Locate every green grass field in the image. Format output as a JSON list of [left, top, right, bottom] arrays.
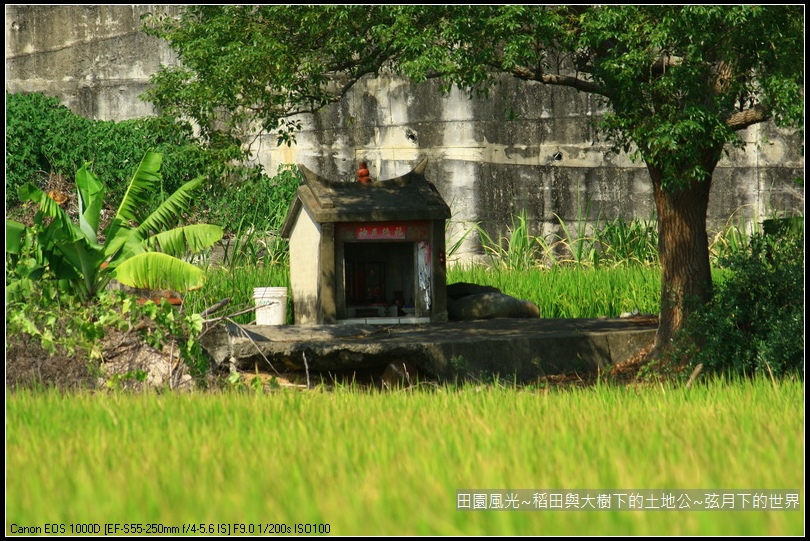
[[6, 377, 804, 536]]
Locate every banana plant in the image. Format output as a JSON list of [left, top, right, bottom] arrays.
[[6, 151, 223, 302]]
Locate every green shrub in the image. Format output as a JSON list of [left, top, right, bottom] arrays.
[[6, 247, 211, 390], [203, 163, 301, 234], [6, 92, 83, 208], [5, 91, 259, 218], [6, 251, 127, 389], [671, 228, 804, 379]]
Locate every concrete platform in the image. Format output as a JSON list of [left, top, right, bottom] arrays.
[[200, 317, 658, 383]]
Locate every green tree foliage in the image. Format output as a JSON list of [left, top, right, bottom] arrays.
[[142, 6, 406, 146], [143, 6, 804, 355]]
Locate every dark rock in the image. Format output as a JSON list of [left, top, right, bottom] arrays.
[[446, 282, 502, 301], [448, 292, 541, 321]]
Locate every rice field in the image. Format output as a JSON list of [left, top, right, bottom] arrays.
[[6, 214, 803, 535], [6, 377, 804, 536]]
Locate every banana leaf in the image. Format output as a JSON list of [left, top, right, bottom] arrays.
[[147, 224, 224, 257], [112, 251, 207, 292], [6, 219, 25, 255]]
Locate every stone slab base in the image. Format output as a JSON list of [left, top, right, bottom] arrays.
[[200, 318, 658, 383]]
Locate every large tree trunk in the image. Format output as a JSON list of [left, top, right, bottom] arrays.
[[647, 153, 720, 358]]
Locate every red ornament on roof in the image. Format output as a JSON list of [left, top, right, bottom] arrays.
[[357, 161, 371, 184]]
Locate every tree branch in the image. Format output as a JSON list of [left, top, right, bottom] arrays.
[[507, 65, 608, 97], [725, 104, 770, 131]]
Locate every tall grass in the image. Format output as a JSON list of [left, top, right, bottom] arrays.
[[184, 265, 291, 325], [6, 377, 803, 536], [448, 265, 660, 318], [469, 206, 792, 271], [595, 216, 659, 266], [554, 186, 599, 265], [473, 208, 654, 269], [708, 205, 764, 266], [219, 218, 290, 268]]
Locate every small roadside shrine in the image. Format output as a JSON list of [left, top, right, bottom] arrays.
[[280, 159, 452, 325]]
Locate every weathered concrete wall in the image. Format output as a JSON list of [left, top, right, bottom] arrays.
[[5, 5, 177, 120], [6, 5, 804, 263]]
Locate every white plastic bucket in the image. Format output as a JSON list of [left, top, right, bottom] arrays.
[[254, 287, 288, 325]]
